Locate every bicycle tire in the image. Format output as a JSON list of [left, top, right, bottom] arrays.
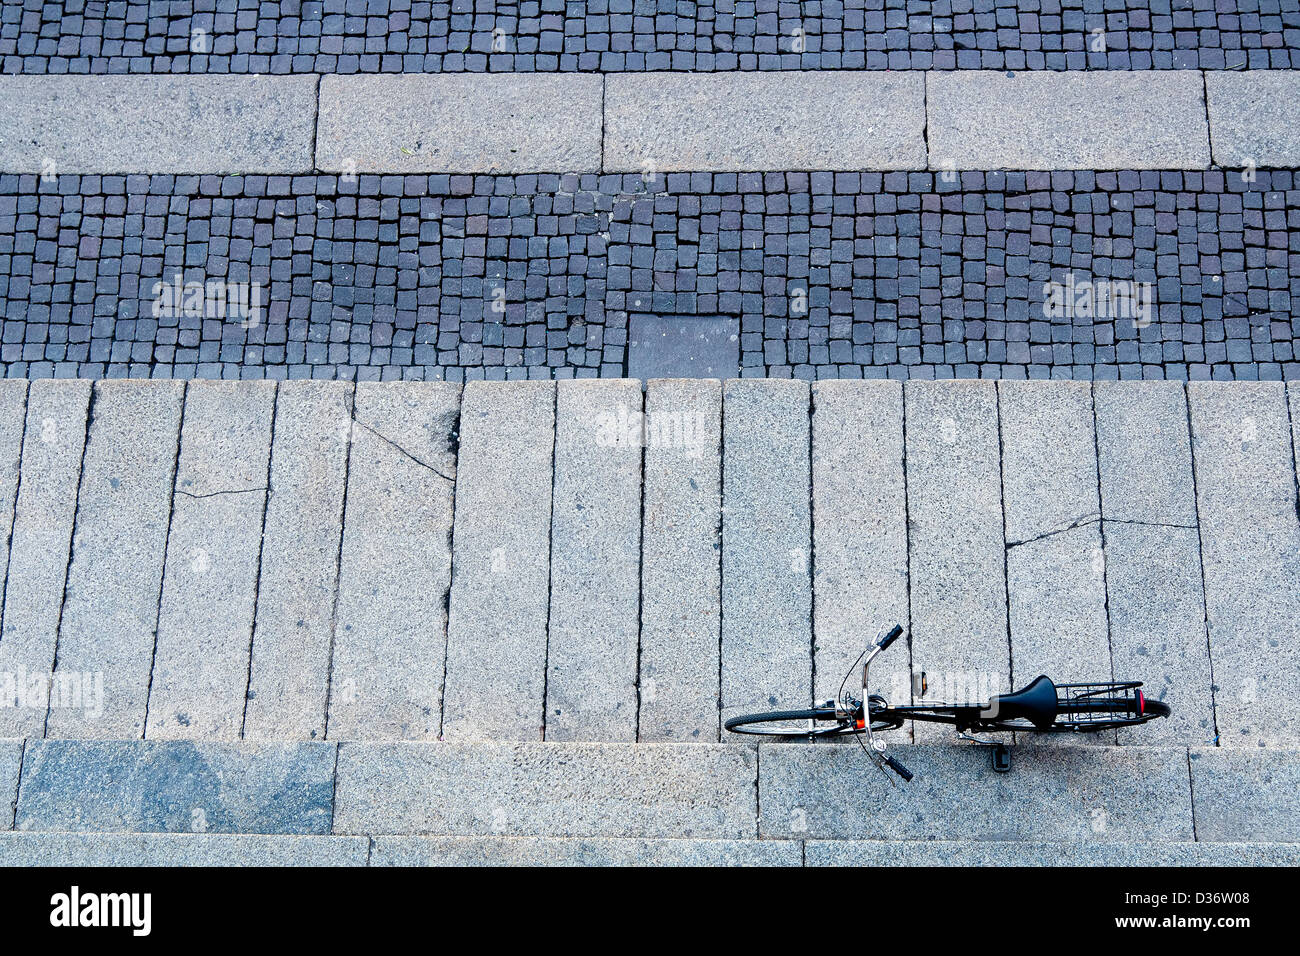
[[723, 707, 854, 737]]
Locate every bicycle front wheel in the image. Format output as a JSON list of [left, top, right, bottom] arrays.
[[723, 707, 855, 738]]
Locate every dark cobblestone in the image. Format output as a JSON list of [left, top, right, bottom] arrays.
[[2, 0, 1297, 73], [1, 169, 1297, 382]]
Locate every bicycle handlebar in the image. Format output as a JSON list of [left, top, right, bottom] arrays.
[[876, 624, 903, 651], [883, 755, 913, 782]]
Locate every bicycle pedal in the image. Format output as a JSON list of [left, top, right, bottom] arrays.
[[991, 743, 1012, 773]]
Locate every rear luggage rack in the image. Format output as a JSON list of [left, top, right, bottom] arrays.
[[1054, 680, 1144, 727]]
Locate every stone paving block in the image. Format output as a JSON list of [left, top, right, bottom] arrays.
[[0, 739, 21, 828], [316, 74, 602, 173], [627, 316, 740, 381], [806, 841, 1300, 867], [46, 380, 184, 739], [1095, 383, 1212, 746], [0, 76, 317, 173], [15, 739, 335, 834], [372, 836, 799, 866], [441, 382, 555, 741], [328, 382, 460, 742], [904, 382, 1009, 739], [721, 379, 812, 723], [146, 381, 275, 741], [926, 72, 1210, 170], [0, 381, 92, 738], [811, 381, 909, 716], [1206, 72, 1300, 169], [1187, 383, 1300, 747], [0, 382, 27, 616], [0, 832, 368, 866], [760, 743, 1193, 841], [1190, 748, 1300, 843], [243, 382, 353, 741], [334, 741, 756, 839], [999, 382, 1109, 688], [604, 72, 927, 172], [639, 379, 722, 743], [546, 380, 642, 742]]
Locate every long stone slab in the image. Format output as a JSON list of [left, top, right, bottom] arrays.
[[333, 741, 757, 838], [926, 71, 1210, 170], [441, 382, 555, 741], [0, 382, 27, 619], [638, 379, 722, 743], [0, 75, 318, 174], [1187, 383, 1300, 747], [811, 381, 909, 715], [1, 739, 21, 828], [546, 380, 643, 742], [243, 382, 352, 741], [1190, 748, 1300, 842], [721, 379, 812, 723], [1094, 382, 1214, 746], [0, 381, 92, 738], [316, 74, 602, 174], [371, 836, 799, 866], [15, 740, 336, 834], [999, 382, 1109, 687], [46, 380, 185, 739], [146, 381, 275, 741], [328, 382, 460, 741], [604, 72, 927, 172], [1206, 71, 1300, 168], [806, 841, 1300, 867], [0, 833, 368, 866], [760, 743, 1193, 841], [904, 382, 1008, 739]]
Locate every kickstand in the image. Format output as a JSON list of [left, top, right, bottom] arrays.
[[992, 743, 1012, 773]]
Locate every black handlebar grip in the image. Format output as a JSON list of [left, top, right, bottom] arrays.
[[884, 755, 913, 782], [877, 624, 904, 650]]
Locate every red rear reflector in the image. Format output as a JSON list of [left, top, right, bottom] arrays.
[[1137, 689, 1145, 715], [855, 719, 865, 730]]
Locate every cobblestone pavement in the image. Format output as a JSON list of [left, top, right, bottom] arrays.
[[1, 169, 1297, 381], [3, 0, 1297, 73]]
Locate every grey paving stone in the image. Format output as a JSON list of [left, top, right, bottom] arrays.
[[0, 739, 21, 828], [546, 380, 643, 742], [903, 382, 1008, 740], [316, 74, 602, 173], [334, 741, 756, 838], [811, 381, 909, 718], [639, 379, 722, 743], [806, 841, 1300, 867], [721, 379, 812, 723], [1206, 72, 1300, 168], [328, 382, 460, 741], [15, 739, 335, 834], [0, 832, 368, 867], [999, 382, 1109, 688], [441, 382, 555, 741], [627, 316, 740, 381], [1094, 382, 1198, 526], [0, 383, 26, 618], [146, 381, 275, 741], [1190, 748, 1300, 842], [1187, 383, 1300, 747], [604, 72, 926, 172], [926, 72, 1210, 170], [0, 381, 92, 738], [0, 76, 318, 173], [1095, 383, 1212, 746], [372, 835, 799, 866], [46, 380, 184, 739], [244, 382, 353, 741], [760, 743, 1193, 841]]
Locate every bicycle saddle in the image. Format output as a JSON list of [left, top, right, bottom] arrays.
[[988, 675, 1059, 729]]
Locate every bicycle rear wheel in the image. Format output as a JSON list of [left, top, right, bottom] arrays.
[[723, 707, 856, 738]]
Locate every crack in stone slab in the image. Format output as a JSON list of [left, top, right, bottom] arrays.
[[176, 487, 268, 500], [351, 416, 455, 483], [1005, 513, 1100, 549]]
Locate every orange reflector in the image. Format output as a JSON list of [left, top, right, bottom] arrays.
[[855, 719, 865, 729]]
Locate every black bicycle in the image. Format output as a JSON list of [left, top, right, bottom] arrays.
[[724, 624, 1171, 781]]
